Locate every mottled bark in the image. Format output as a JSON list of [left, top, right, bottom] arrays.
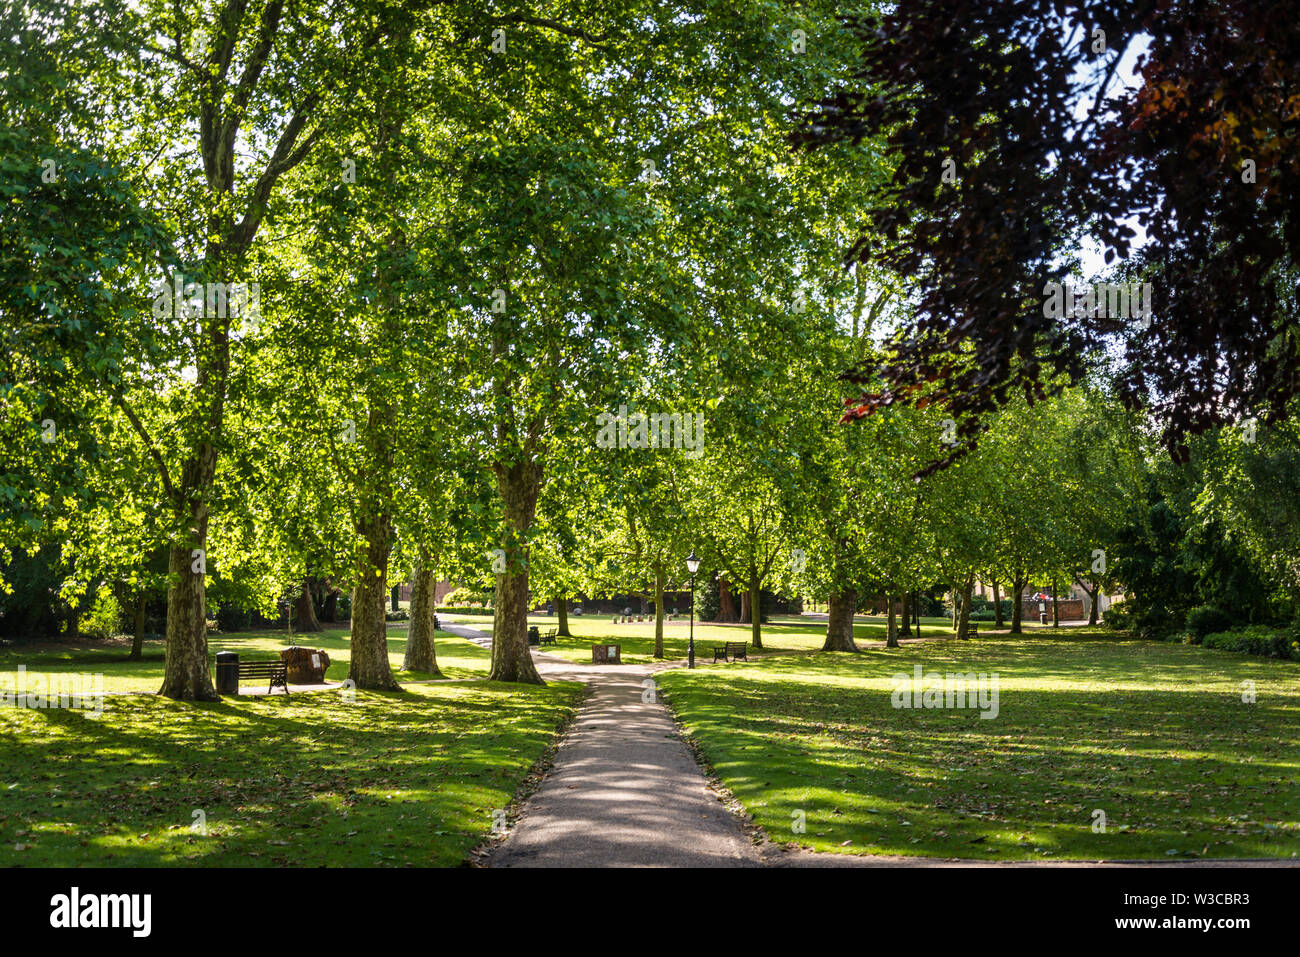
[[823, 588, 858, 651], [349, 510, 401, 690], [652, 570, 666, 658], [489, 461, 544, 685], [491, 562, 542, 683], [1010, 574, 1027, 633], [403, 556, 442, 676], [130, 591, 146, 661], [956, 574, 975, 639], [556, 595, 571, 637], [295, 578, 322, 632], [718, 577, 738, 622], [160, 538, 218, 700], [886, 593, 900, 647]]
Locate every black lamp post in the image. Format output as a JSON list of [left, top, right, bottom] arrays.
[[686, 549, 700, 669]]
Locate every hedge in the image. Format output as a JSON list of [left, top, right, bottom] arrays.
[[1201, 624, 1300, 661]]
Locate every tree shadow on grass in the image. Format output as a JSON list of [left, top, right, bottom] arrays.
[[0, 679, 584, 867], [658, 640, 1300, 860]]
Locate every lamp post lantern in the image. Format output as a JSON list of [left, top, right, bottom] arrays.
[[686, 550, 701, 669]]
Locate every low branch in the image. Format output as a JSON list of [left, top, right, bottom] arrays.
[[493, 13, 610, 44], [111, 392, 178, 503]]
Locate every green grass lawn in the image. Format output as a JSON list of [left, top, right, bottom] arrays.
[[441, 612, 961, 663], [656, 630, 1300, 861], [0, 675, 583, 866], [0, 624, 489, 695]]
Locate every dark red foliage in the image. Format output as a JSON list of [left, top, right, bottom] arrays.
[[795, 0, 1300, 468]]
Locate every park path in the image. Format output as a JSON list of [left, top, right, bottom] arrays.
[[440, 623, 757, 867]]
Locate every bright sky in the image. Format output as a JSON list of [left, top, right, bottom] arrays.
[[1076, 31, 1151, 280]]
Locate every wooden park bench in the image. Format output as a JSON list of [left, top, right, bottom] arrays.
[[237, 658, 290, 696], [539, 628, 558, 646], [712, 641, 748, 663]]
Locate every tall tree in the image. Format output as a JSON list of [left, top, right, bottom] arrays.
[[796, 1, 1300, 468]]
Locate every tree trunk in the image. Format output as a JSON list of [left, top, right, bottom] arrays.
[[556, 595, 571, 637], [957, 574, 975, 639], [1052, 578, 1060, 627], [160, 537, 219, 700], [130, 590, 146, 661], [913, 592, 922, 640], [653, 569, 665, 658], [322, 583, 339, 623], [349, 511, 401, 691], [295, 578, 322, 632], [491, 561, 542, 683], [488, 463, 544, 685], [823, 588, 858, 651], [1086, 574, 1099, 625], [391, 584, 401, 613], [749, 573, 763, 649], [739, 589, 751, 623], [992, 579, 1003, 629], [160, 457, 220, 699], [718, 576, 738, 622], [403, 555, 442, 676], [1010, 575, 1025, 634], [886, 592, 900, 647]]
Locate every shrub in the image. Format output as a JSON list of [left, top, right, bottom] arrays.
[[1185, 604, 1233, 642], [385, 609, 409, 622], [441, 586, 492, 609], [1128, 600, 1183, 640], [1102, 605, 1132, 631], [1202, 624, 1300, 661], [81, 591, 123, 638]]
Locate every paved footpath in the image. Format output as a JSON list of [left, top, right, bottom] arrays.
[[440, 620, 758, 867], [442, 622, 1294, 869]]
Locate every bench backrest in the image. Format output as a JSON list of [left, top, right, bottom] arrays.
[[237, 660, 286, 676]]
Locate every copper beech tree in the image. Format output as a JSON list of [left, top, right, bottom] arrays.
[[794, 0, 1300, 471]]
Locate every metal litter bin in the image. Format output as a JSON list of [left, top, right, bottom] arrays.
[[215, 651, 239, 695]]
